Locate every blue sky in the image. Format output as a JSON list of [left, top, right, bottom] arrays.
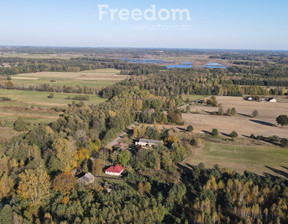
[[0, 0, 287, 50]]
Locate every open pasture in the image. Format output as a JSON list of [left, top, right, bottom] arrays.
[[183, 142, 288, 178], [184, 96, 288, 138], [0, 89, 106, 126], [10, 69, 128, 88]]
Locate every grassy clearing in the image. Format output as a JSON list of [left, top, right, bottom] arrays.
[[183, 142, 288, 178], [9, 69, 128, 88], [185, 95, 208, 101], [0, 89, 106, 126]]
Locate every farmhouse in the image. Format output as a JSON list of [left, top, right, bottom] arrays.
[[77, 172, 95, 185], [136, 138, 163, 147], [105, 165, 124, 176]]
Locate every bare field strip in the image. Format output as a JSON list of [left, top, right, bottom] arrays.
[[12, 77, 39, 80], [184, 96, 288, 138]]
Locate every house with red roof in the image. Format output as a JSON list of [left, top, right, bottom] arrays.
[[105, 165, 124, 176]]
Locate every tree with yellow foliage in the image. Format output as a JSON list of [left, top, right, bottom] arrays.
[[17, 169, 50, 206], [0, 156, 14, 200], [52, 138, 77, 172]]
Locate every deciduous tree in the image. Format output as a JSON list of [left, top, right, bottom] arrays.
[[52, 138, 77, 172], [52, 172, 77, 194], [17, 169, 50, 206]]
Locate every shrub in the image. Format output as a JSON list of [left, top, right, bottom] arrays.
[[48, 93, 54, 99], [218, 104, 224, 115], [13, 117, 29, 132], [230, 131, 238, 138], [256, 135, 264, 140], [0, 120, 5, 127], [250, 134, 255, 139], [186, 125, 194, 132], [252, 110, 258, 118], [276, 115, 288, 127], [231, 108, 236, 116], [268, 135, 279, 142], [70, 95, 90, 101], [0, 97, 11, 101], [211, 128, 219, 137], [207, 96, 218, 107], [281, 138, 288, 147], [190, 138, 202, 147]]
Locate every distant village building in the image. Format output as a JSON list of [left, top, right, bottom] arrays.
[[77, 172, 95, 185], [136, 138, 163, 147], [105, 165, 124, 176], [1, 63, 11, 68], [269, 98, 277, 103]]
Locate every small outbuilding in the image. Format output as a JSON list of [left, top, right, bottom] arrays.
[[105, 165, 124, 176], [136, 138, 163, 147], [269, 98, 277, 103], [77, 172, 95, 185]]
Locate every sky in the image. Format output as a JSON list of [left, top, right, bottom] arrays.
[[0, 0, 287, 50]]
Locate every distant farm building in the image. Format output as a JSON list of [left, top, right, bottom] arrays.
[[77, 172, 95, 185], [105, 165, 124, 176], [136, 138, 163, 147], [269, 98, 277, 103]]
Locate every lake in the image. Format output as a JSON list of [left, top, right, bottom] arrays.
[[201, 63, 227, 69], [121, 59, 226, 69], [121, 58, 193, 69], [121, 58, 167, 64]]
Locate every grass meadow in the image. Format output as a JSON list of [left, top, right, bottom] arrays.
[[9, 69, 128, 88], [183, 142, 288, 178], [0, 89, 106, 126]]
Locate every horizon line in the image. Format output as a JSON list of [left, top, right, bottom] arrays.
[[0, 45, 288, 52]]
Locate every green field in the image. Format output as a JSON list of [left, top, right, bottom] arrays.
[[0, 53, 75, 59], [185, 95, 208, 101], [9, 69, 128, 88], [0, 89, 106, 126], [183, 142, 288, 178]]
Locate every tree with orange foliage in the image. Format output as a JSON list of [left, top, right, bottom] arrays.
[[61, 196, 70, 204], [138, 181, 144, 195], [75, 147, 90, 165], [52, 172, 77, 195], [167, 136, 178, 144]]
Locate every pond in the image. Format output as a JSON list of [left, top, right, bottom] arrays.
[[121, 59, 226, 69], [201, 63, 227, 69]]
